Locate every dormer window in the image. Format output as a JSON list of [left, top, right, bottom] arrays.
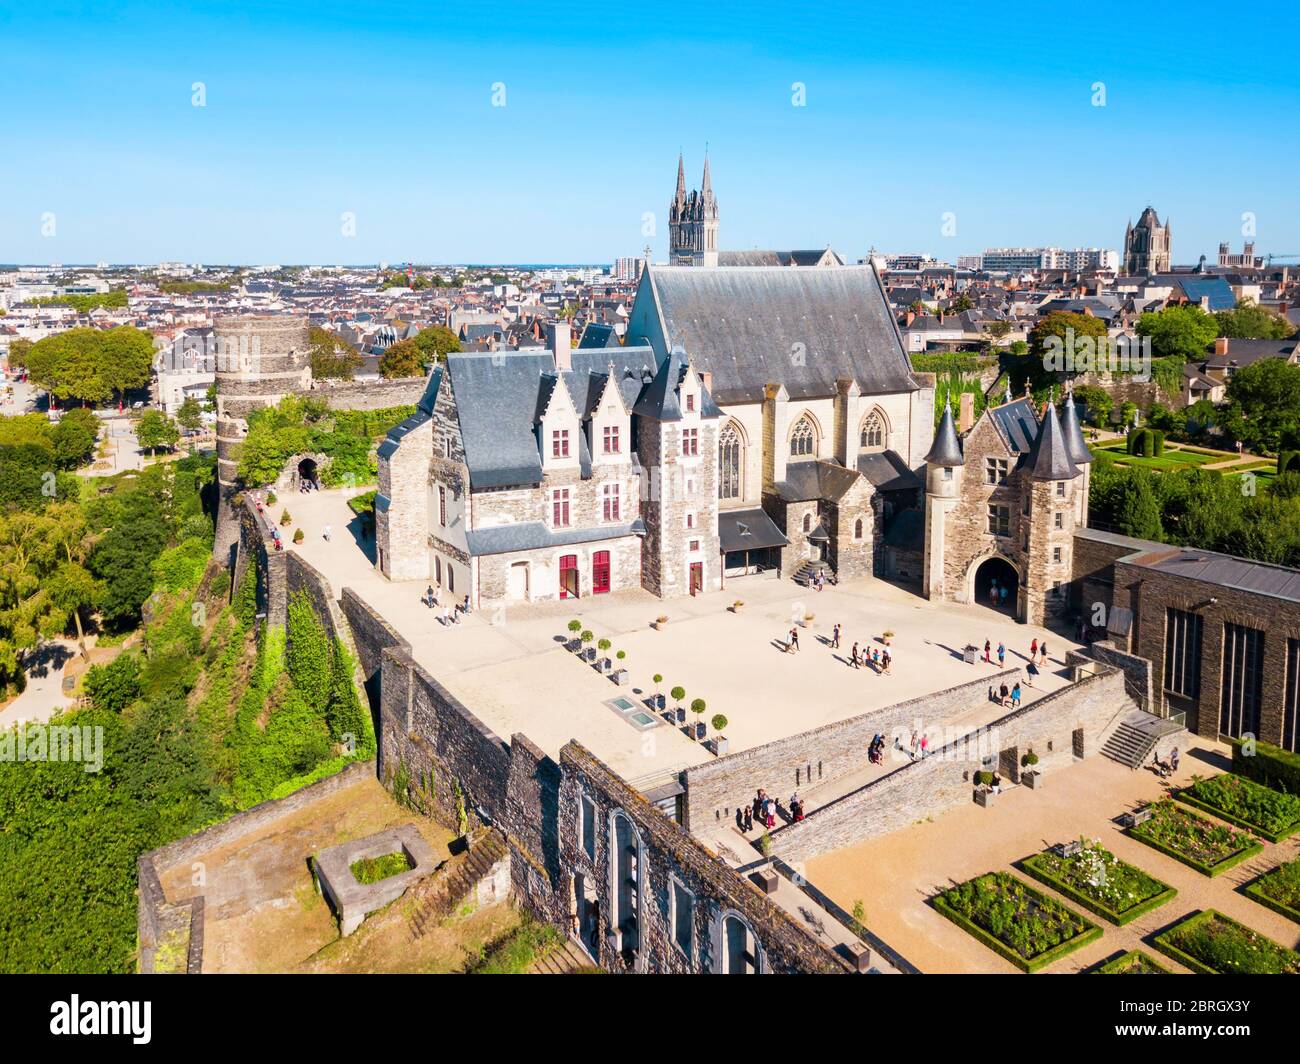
[[685, 393, 695, 413], [603, 425, 620, 454], [552, 429, 570, 459]]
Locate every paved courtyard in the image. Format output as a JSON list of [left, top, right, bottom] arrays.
[[284, 488, 1081, 784], [800, 743, 1300, 974]]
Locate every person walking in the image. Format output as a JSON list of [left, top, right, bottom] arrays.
[[1030, 637, 1038, 661], [1011, 682, 1022, 708], [999, 584, 1009, 608], [1039, 640, 1049, 665], [788, 627, 800, 653], [850, 642, 860, 669], [998, 682, 1009, 707], [984, 639, 991, 664], [920, 734, 929, 758], [997, 642, 1005, 667], [831, 623, 841, 649], [1026, 659, 1039, 687], [323, 524, 332, 542], [882, 650, 892, 675], [909, 729, 919, 760]]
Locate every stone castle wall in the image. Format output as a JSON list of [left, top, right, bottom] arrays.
[[311, 376, 428, 411], [770, 667, 1132, 862]]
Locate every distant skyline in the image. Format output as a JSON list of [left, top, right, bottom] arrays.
[[2, 1, 1298, 265]]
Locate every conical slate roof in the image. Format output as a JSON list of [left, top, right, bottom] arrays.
[[1059, 396, 1091, 466], [1024, 403, 1080, 481], [924, 402, 964, 466]]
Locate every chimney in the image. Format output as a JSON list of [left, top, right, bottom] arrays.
[[958, 391, 975, 433], [699, 370, 713, 396], [546, 320, 571, 371], [905, 311, 916, 326], [1214, 336, 1230, 356]]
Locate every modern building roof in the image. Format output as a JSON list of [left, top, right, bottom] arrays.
[[924, 403, 964, 466], [644, 265, 917, 404], [1124, 546, 1300, 605]]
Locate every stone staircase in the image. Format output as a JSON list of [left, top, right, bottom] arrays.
[[792, 561, 835, 588], [1100, 710, 1185, 770], [529, 938, 596, 975], [407, 829, 508, 940]]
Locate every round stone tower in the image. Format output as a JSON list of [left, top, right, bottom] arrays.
[[212, 314, 311, 562]]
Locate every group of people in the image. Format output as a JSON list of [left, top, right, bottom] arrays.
[[987, 578, 1011, 609], [977, 635, 1049, 687], [811, 568, 836, 592], [1154, 745, 1181, 779], [739, 789, 806, 834], [868, 732, 889, 765], [993, 680, 1023, 708], [785, 622, 894, 675], [299, 476, 318, 494], [424, 585, 471, 626]]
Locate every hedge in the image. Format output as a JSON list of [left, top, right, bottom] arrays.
[[1092, 949, 1172, 974], [1232, 737, 1300, 796], [1020, 851, 1176, 926], [1279, 450, 1300, 476], [931, 878, 1102, 974], [1244, 860, 1300, 926], [1174, 776, 1300, 844]]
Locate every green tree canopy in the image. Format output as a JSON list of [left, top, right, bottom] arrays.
[[1219, 357, 1300, 454], [378, 338, 425, 379], [411, 325, 461, 362], [1135, 304, 1219, 360], [308, 326, 363, 380], [136, 409, 180, 455], [25, 326, 153, 406], [1215, 298, 1295, 341]]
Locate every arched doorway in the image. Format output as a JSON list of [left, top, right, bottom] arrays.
[[973, 555, 1018, 615], [297, 457, 319, 492]]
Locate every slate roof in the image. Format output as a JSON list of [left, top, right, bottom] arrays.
[[644, 265, 917, 404], [716, 249, 844, 267], [577, 322, 620, 348], [466, 518, 646, 557], [1021, 403, 1080, 481], [857, 450, 922, 491], [1059, 397, 1092, 466], [924, 403, 964, 465], [718, 507, 788, 553], [989, 398, 1040, 455], [773, 459, 863, 502]]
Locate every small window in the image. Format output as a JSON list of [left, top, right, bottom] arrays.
[[943, 467, 953, 481], [1056, 481, 1066, 497], [790, 417, 816, 457], [552, 429, 570, 458], [602, 483, 620, 522], [987, 504, 1010, 536], [1053, 512, 1064, 530], [682, 428, 698, 456], [802, 513, 812, 533], [671, 878, 695, 959], [685, 513, 695, 529], [439, 485, 447, 526], [447, 564, 455, 593], [689, 539, 700, 552], [552, 488, 571, 527], [443, 437, 453, 458], [854, 517, 864, 539], [685, 393, 695, 413], [1053, 546, 1064, 564], [985, 457, 1008, 485], [603, 425, 620, 454]]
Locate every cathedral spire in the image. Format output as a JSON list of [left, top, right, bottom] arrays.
[[675, 152, 686, 204], [701, 150, 713, 201]]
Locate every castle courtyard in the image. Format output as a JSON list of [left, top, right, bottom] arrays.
[[285, 487, 1080, 784]]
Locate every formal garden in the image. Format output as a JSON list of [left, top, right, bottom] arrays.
[[932, 871, 1102, 973], [1093, 949, 1171, 975], [1125, 799, 1263, 877], [1020, 841, 1176, 926], [1245, 859, 1300, 925], [1175, 773, 1300, 843], [1152, 909, 1300, 975]]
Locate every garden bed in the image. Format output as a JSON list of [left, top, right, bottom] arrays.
[[1175, 774, 1300, 843], [932, 872, 1101, 973], [1093, 950, 1172, 974], [1021, 843, 1176, 925], [350, 851, 413, 884], [1244, 859, 1300, 925], [1152, 910, 1300, 975], [1126, 799, 1263, 876]]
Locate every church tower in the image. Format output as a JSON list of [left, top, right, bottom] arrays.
[[669, 153, 719, 267], [1123, 206, 1171, 275]]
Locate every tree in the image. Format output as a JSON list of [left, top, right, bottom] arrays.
[[378, 338, 425, 379], [83, 653, 142, 712], [1220, 358, 1300, 454], [7, 338, 32, 370], [49, 408, 99, 469], [25, 326, 153, 407], [1135, 304, 1218, 360], [1114, 470, 1163, 540], [947, 293, 973, 313], [1215, 299, 1295, 341], [411, 325, 461, 363], [1070, 384, 1112, 426], [176, 396, 203, 432], [136, 409, 180, 455], [308, 326, 363, 380], [1026, 311, 1108, 391]]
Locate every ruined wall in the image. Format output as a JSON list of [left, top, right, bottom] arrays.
[[682, 670, 1020, 831], [311, 376, 429, 411], [770, 668, 1133, 862]]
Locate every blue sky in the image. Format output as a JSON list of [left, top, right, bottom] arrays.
[[1, 0, 1296, 265]]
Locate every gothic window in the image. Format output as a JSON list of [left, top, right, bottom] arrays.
[[854, 518, 864, 540], [803, 513, 812, 533], [860, 410, 886, 451], [790, 416, 816, 457], [718, 422, 743, 500]]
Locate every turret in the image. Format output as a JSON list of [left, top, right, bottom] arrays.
[[924, 400, 964, 496]]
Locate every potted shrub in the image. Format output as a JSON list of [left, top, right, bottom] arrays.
[[292, 528, 304, 544], [711, 714, 729, 755], [671, 686, 686, 723], [266, 490, 277, 506], [653, 615, 669, 630], [882, 629, 894, 646], [652, 674, 664, 709], [1021, 749, 1041, 788], [751, 833, 779, 893], [597, 638, 612, 672], [279, 508, 292, 526], [731, 600, 744, 613], [690, 698, 707, 740], [611, 650, 629, 684], [580, 629, 595, 662], [974, 770, 997, 807], [802, 611, 815, 628], [566, 618, 582, 651]]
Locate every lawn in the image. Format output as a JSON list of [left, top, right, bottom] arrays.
[[1245, 859, 1300, 925], [1094, 949, 1171, 974], [932, 871, 1102, 973], [1126, 800, 1263, 876], [1153, 910, 1300, 975], [349, 852, 412, 884], [1176, 773, 1300, 843], [1020, 843, 1175, 925]]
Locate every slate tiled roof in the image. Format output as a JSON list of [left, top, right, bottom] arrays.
[[989, 398, 1039, 455], [773, 459, 863, 502], [1021, 404, 1080, 481], [1059, 397, 1092, 466], [645, 265, 917, 403], [857, 450, 922, 491], [1126, 546, 1300, 605], [924, 403, 963, 465], [718, 507, 788, 553], [466, 519, 645, 557]]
